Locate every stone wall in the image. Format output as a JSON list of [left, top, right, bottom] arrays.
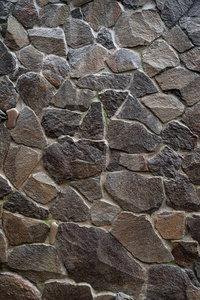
[[0, 0, 200, 299]]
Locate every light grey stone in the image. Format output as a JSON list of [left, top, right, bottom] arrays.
[[180, 47, 200, 72]]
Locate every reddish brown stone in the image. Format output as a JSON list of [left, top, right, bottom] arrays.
[[13, 0, 38, 28], [172, 241, 198, 267]]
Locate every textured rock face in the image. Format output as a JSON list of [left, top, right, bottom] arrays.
[[172, 241, 198, 267], [188, 215, 200, 243], [17, 45, 43, 73], [0, 176, 12, 198], [130, 70, 158, 98], [0, 230, 7, 263], [39, 4, 70, 28], [70, 177, 102, 202], [0, 123, 11, 168], [180, 47, 200, 72], [13, 0, 38, 28], [0, 76, 17, 111], [183, 102, 200, 136], [90, 200, 120, 226], [99, 90, 128, 118], [97, 28, 115, 50], [182, 148, 200, 184]]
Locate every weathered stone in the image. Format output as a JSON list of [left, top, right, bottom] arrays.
[[130, 70, 158, 98], [76, 89, 96, 111], [73, 0, 92, 6], [29, 27, 67, 56], [180, 47, 200, 72], [165, 174, 200, 211], [0, 230, 7, 263], [195, 257, 200, 282], [0, 41, 16, 75], [17, 73, 55, 115], [99, 90, 128, 118], [91, 200, 120, 226], [64, 18, 94, 48], [4, 190, 49, 219], [43, 136, 106, 183], [8, 244, 66, 282], [50, 187, 89, 222], [0, 110, 7, 123], [6, 108, 19, 129], [79, 102, 104, 140], [142, 39, 179, 77], [71, 8, 83, 19], [70, 177, 102, 202], [182, 148, 200, 185], [183, 102, 200, 136], [97, 28, 115, 50], [172, 241, 198, 267], [119, 153, 148, 172], [117, 95, 162, 134], [105, 171, 164, 213], [17, 45, 43, 73], [0, 123, 11, 168], [142, 93, 184, 123], [115, 10, 165, 48], [188, 215, 200, 243], [56, 222, 145, 295], [23, 172, 60, 204], [3, 211, 49, 246], [39, 4, 70, 27], [180, 17, 200, 47], [36, 0, 49, 6], [148, 146, 182, 178], [108, 120, 161, 153], [4, 145, 41, 188], [111, 212, 173, 263], [0, 1, 13, 22], [0, 176, 12, 199], [0, 272, 41, 300], [107, 152, 125, 172], [0, 76, 17, 111], [13, 0, 38, 28], [155, 211, 185, 240], [118, 0, 148, 9], [41, 108, 81, 138], [94, 295, 115, 300], [9, 66, 28, 81], [68, 44, 107, 78]]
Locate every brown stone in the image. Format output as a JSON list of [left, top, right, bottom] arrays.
[[188, 214, 200, 243], [13, 0, 38, 28], [6, 108, 19, 129], [0, 230, 7, 263], [183, 102, 200, 137], [182, 148, 200, 185], [0, 123, 11, 168], [70, 177, 102, 202], [119, 153, 148, 172], [172, 241, 198, 267]]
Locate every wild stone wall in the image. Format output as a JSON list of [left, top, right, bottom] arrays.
[[0, 0, 200, 299]]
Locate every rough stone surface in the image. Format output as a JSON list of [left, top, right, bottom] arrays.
[[119, 0, 148, 9], [97, 28, 115, 50], [17, 45, 43, 73], [71, 8, 83, 19], [0, 1, 13, 22], [90, 200, 121, 226], [183, 102, 200, 136], [0, 41, 16, 75], [94, 295, 115, 300], [182, 148, 200, 185], [105, 171, 164, 213], [0, 230, 7, 263], [180, 47, 200, 72], [0, 76, 17, 111], [9, 66, 28, 81], [180, 16, 200, 47], [99, 90, 128, 118], [70, 177, 102, 202], [39, 4, 70, 27], [0, 123, 11, 168], [195, 257, 200, 282], [130, 70, 158, 98], [73, 0, 93, 6], [188, 215, 200, 243], [119, 153, 148, 172], [13, 0, 38, 28], [172, 241, 198, 267], [6, 108, 19, 129]]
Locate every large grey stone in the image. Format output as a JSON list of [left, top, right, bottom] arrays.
[[183, 102, 200, 136], [13, 0, 38, 28], [91, 200, 121, 226], [70, 177, 102, 202], [0, 76, 17, 111], [0, 230, 7, 263], [99, 90, 128, 118], [182, 148, 200, 185], [17, 45, 43, 73], [97, 28, 115, 50], [0, 124, 11, 168], [130, 70, 158, 98], [180, 47, 200, 72], [0, 176, 12, 199], [39, 4, 70, 27]]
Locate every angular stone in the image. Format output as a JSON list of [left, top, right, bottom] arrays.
[[0, 123, 11, 168], [43, 136, 106, 183], [182, 148, 200, 184], [4, 145, 41, 188], [183, 102, 200, 136], [0, 230, 7, 263], [23, 172, 60, 204], [148, 146, 182, 178], [0, 1, 13, 22], [142, 93, 184, 123], [105, 171, 164, 213], [180, 17, 200, 47], [142, 39, 179, 77], [64, 18, 94, 48], [41, 108, 81, 138], [172, 241, 198, 267], [70, 177, 102, 202], [9, 66, 28, 81], [117, 95, 162, 134], [56, 222, 145, 295], [39, 4, 70, 27], [99, 90, 128, 118], [195, 257, 200, 282], [97, 28, 115, 50], [119, 153, 148, 172], [107, 152, 124, 172], [6, 108, 19, 129], [3, 211, 49, 246], [115, 10, 165, 48], [17, 45, 43, 73], [108, 120, 161, 153], [130, 70, 158, 98], [0, 41, 16, 75], [17, 73, 55, 115], [118, 0, 148, 9], [68, 44, 107, 78], [76, 89, 96, 111], [0, 176, 12, 199], [4, 190, 49, 219], [50, 187, 89, 222], [71, 8, 83, 19], [155, 211, 185, 240], [29, 28, 67, 56], [188, 215, 200, 243], [0, 272, 41, 300], [180, 47, 200, 72], [73, 0, 92, 6], [91, 200, 120, 226], [165, 174, 200, 211], [0, 76, 17, 111], [8, 244, 66, 282], [13, 0, 38, 28]]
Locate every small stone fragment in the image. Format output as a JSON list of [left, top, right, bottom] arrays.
[[0, 76, 17, 111], [182, 148, 200, 185], [13, 0, 38, 28], [0, 176, 12, 199], [91, 200, 120, 226], [97, 28, 115, 50], [0, 41, 16, 75], [130, 70, 158, 98], [172, 241, 198, 267], [188, 215, 200, 243], [0, 230, 7, 263], [17, 45, 43, 73], [180, 16, 200, 47], [49, 222, 58, 245], [107, 152, 124, 172], [118, 0, 148, 9], [70, 177, 102, 202], [183, 102, 200, 136], [6, 108, 19, 129], [71, 8, 83, 19], [39, 4, 70, 27], [0, 1, 13, 22], [180, 47, 200, 72], [9, 67, 28, 81], [99, 90, 128, 118], [0, 123, 10, 168], [119, 153, 148, 172], [73, 0, 92, 6]]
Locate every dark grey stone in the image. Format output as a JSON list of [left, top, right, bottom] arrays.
[[0, 110, 7, 123], [171, 241, 198, 267], [0, 176, 12, 199], [0, 41, 16, 75], [188, 215, 200, 244], [90, 200, 121, 226], [106, 152, 125, 172], [0, 230, 7, 263], [17, 45, 43, 73], [130, 71, 158, 98], [0, 76, 17, 111], [39, 4, 70, 28], [70, 177, 102, 202], [9, 67, 28, 81], [97, 28, 115, 50], [118, 0, 148, 9], [71, 8, 83, 19], [13, 0, 38, 28], [183, 102, 200, 137], [182, 148, 200, 185], [0, 123, 11, 169], [99, 90, 128, 118], [0, 1, 14, 22]]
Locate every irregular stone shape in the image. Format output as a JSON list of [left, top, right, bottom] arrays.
[[117, 95, 162, 134], [0, 230, 7, 263], [130, 70, 158, 98], [39, 4, 70, 27], [172, 241, 198, 267], [4, 145, 41, 188], [3, 211, 49, 246], [17, 45, 43, 73], [97, 28, 115, 50], [142, 39, 179, 77], [29, 27, 67, 56], [155, 211, 185, 240], [41, 108, 81, 138], [71, 8, 83, 19], [108, 120, 161, 153], [99, 90, 128, 118], [180, 16, 200, 47], [107, 152, 125, 172], [162, 121, 197, 151], [9, 66, 28, 81], [0, 41, 16, 75], [115, 10, 165, 48], [4, 190, 49, 219], [106, 49, 141, 73], [91, 200, 120, 226], [50, 187, 89, 222], [6, 108, 19, 129], [111, 212, 173, 263], [13, 0, 38, 28], [17, 73, 55, 115], [23, 172, 60, 204], [43, 136, 106, 183], [64, 18, 94, 49], [195, 257, 200, 282], [183, 102, 200, 136], [68, 44, 107, 78], [148, 146, 182, 178], [165, 174, 200, 212], [119, 153, 148, 172], [180, 47, 200, 72], [0, 123, 11, 168], [42, 55, 69, 87], [105, 171, 164, 213], [0, 272, 41, 300], [182, 148, 200, 184], [56, 222, 145, 295], [77, 73, 131, 90], [118, 0, 148, 8], [0, 176, 12, 199], [0, 110, 7, 123], [70, 177, 102, 202], [8, 244, 66, 282], [142, 93, 184, 123], [76, 89, 96, 111], [4, 15, 29, 51], [0, 76, 17, 111], [188, 215, 200, 243], [0, 1, 13, 22], [163, 25, 193, 53], [11, 107, 47, 149], [82, 0, 122, 31], [73, 0, 92, 6]]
